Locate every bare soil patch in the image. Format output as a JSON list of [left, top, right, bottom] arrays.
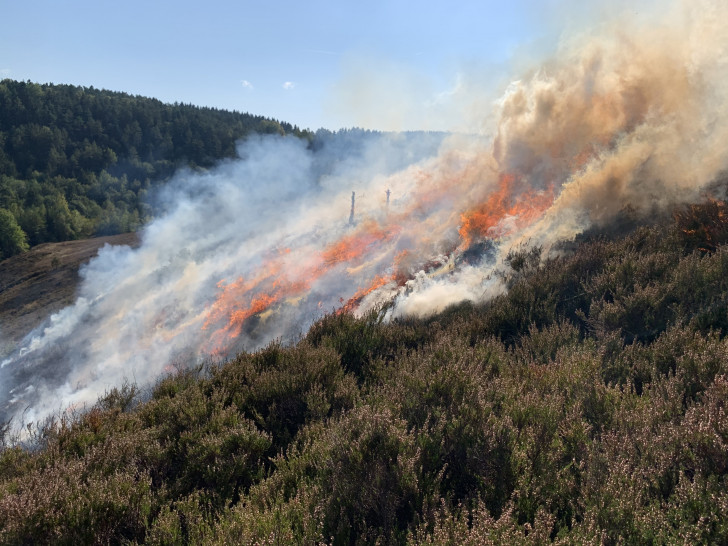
[[0, 233, 140, 352]]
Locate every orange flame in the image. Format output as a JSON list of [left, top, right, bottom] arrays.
[[321, 220, 400, 267], [459, 174, 554, 247], [338, 274, 395, 315], [674, 198, 728, 253], [203, 218, 405, 351]]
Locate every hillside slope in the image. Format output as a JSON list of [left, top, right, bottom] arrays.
[[1, 203, 727, 544]]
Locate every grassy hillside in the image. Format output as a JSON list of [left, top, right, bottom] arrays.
[[1, 197, 727, 544]]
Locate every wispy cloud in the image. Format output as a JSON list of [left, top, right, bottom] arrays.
[[282, 81, 296, 90], [241, 80, 254, 90], [0, 68, 11, 78], [430, 73, 464, 105]]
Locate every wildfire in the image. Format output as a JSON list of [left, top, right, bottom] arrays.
[[674, 198, 728, 253], [203, 217, 406, 351], [338, 274, 396, 315], [201, 168, 561, 353], [459, 174, 554, 248], [321, 220, 400, 267]]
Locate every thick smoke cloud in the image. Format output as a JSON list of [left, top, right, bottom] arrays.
[[2, 0, 727, 429], [376, 0, 728, 318]]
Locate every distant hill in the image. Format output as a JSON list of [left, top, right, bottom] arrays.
[[0, 79, 311, 258]]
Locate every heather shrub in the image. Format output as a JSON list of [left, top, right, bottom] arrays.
[[139, 378, 272, 513], [305, 307, 432, 381], [478, 279, 560, 346], [145, 491, 216, 545], [305, 406, 423, 544], [499, 343, 611, 533], [0, 458, 153, 544], [475, 239, 618, 346], [585, 247, 679, 343], [409, 500, 557, 546], [674, 198, 728, 253], [171, 406, 271, 509], [150, 363, 206, 401], [371, 334, 514, 513], [0, 443, 33, 483], [209, 341, 360, 451], [671, 247, 728, 334], [573, 366, 728, 544], [584, 231, 728, 344], [305, 308, 388, 379], [54, 404, 141, 459], [97, 381, 140, 412], [238, 405, 424, 545], [505, 244, 543, 278], [514, 320, 581, 365], [605, 326, 728, 400], [682, 375, 728, 478], [213, 482, 326, 544]]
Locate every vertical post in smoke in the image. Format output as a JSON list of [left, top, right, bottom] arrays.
[[386, 188, 391, 209], [349, 191, 356, 226]]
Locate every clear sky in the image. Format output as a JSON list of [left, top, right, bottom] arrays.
[[1, 0, 596, 131]]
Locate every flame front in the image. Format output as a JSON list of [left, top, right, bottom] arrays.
[[202, 164, 558, 352], [458, 174, 555, 247], [202, 215, 406, 351]]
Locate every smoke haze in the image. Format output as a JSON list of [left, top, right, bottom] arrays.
[[2, 0, 727, 428]]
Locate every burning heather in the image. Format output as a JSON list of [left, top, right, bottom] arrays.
[[2, 0, 728, 427]]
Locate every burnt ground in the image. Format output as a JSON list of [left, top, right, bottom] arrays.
[[0, 233, 140, 354]]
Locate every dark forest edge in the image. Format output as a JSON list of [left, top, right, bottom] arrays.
[[0, 79, 312, 259], [1, 197, 728, 544]]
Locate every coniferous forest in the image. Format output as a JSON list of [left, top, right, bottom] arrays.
[[0, 79, 310, 259]]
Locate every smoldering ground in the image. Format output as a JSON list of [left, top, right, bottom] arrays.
[[2, 0, 728, 431]]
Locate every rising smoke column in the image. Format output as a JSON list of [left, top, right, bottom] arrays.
[[2, 0, 727, 429], [375, 0, 728, 317]]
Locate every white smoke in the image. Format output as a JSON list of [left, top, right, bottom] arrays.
[[0, 133, 447, 426]]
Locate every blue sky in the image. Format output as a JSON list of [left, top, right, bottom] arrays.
[[1, 0, 585, 131]]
